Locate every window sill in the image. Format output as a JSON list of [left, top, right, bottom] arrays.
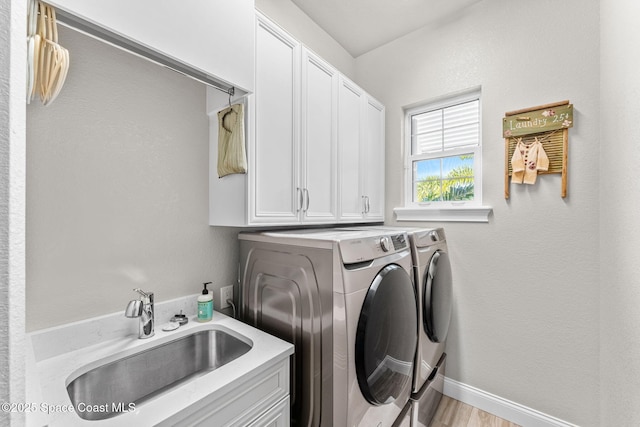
[[393, 206, 492, 223]]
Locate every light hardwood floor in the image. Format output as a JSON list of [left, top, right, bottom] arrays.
[[430, 396, 521, 427]]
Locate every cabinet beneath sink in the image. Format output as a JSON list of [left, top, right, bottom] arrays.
[[208, 12, 385, 227], [159, 358, 290, 427]]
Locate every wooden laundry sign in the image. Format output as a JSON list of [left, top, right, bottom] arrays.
[[503, 103, 573, 138], [504, 100, 572, 199]]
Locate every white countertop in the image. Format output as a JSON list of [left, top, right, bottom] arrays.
[[26, 301, 293, 427]]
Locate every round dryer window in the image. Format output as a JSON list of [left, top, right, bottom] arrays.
[[423, 250, 453, 343], [355, 264, 417, 405]]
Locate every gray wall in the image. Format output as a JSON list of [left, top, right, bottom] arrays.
[[26, 27, 239, 331], [600, 0, 640, 425], [354, 0, 600, 425]]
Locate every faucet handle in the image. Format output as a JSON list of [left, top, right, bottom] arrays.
[[132, 288, 154, 303], [133, 288, 150, 297]]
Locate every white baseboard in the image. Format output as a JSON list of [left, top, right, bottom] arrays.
[[443, 377, 579, 427]]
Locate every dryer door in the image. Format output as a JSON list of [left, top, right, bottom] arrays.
[[423, 250, 453, 343], [355, 263, 417, 405]]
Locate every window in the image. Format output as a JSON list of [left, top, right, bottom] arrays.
[[395, 89, 492, 222]]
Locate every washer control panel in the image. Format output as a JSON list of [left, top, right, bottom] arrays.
[[391, 233, 407, 250], [379, 236, 392, 252], [340, 232, 409, 264]]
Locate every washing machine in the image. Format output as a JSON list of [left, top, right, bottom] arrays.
[[239, 228, 418, 427], [341, 227, 453, 427]]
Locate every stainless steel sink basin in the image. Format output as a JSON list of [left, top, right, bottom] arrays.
[[66, 329, 252, 421]]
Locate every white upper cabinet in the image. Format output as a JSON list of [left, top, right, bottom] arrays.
[[47, 0, 255, 92], [248, 15, 338, 225], [250, 14, 301, 224], [362, 96, 385, 221], [338, 77, 386, 222], [338, 77, 365, 221], [300, 50, 338, 223], [208, 13, 383, 227]]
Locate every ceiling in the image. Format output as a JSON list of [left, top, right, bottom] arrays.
[[290, 0, 482, 58]]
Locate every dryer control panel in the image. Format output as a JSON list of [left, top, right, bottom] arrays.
[[414, 227, 446, 248]]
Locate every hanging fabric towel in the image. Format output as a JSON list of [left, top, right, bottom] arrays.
[[511, 138, 549, 185], [217, 103, 247, 178]]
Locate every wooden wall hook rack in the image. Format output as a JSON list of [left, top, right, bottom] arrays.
[[503, 100, 573, 199]]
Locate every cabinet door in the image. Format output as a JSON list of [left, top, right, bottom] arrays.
[[338, 77, 365, 221], [301, 50, 338, 223], [250, 15, 301, 224], [48, 0, 255, 92], [247, 397, 290, 427], [362, 96, 385, 221]]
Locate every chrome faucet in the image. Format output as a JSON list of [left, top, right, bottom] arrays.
[[125, 288, 154, 339]]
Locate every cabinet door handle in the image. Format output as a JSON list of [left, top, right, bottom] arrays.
[[361, 195, 366, 214], [365, 196, 370, 214], [304, 189, 310, 212], [297, 188, 303, 212]]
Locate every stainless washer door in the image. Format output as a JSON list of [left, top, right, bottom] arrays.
[[423, 250, 453, 343], [355, 263, 417, 405]]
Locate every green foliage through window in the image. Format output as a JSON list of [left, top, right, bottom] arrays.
[[415, 158, 474, 202]]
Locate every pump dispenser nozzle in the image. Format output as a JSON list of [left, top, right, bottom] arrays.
[[202, 282, 211, 295]]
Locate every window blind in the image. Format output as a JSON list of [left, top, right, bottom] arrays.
[[411, 99, 479, 155]]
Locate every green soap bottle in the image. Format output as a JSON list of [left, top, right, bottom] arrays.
[[197, 282, 213, 322]]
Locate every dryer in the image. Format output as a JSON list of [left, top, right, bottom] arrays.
[[405, 228, 452, 427], [239, 228, 418, 427]]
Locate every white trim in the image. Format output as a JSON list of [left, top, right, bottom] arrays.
[[404, 87, 482, 116], [443, 377, 580, 427], [394, 206, 492, 223], [3, 0, 27, 425]]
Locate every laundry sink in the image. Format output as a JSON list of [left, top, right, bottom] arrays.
[[66, 329, 252, 421]]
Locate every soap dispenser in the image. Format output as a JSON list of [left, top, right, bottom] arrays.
[[197, 282, 213, 322]]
